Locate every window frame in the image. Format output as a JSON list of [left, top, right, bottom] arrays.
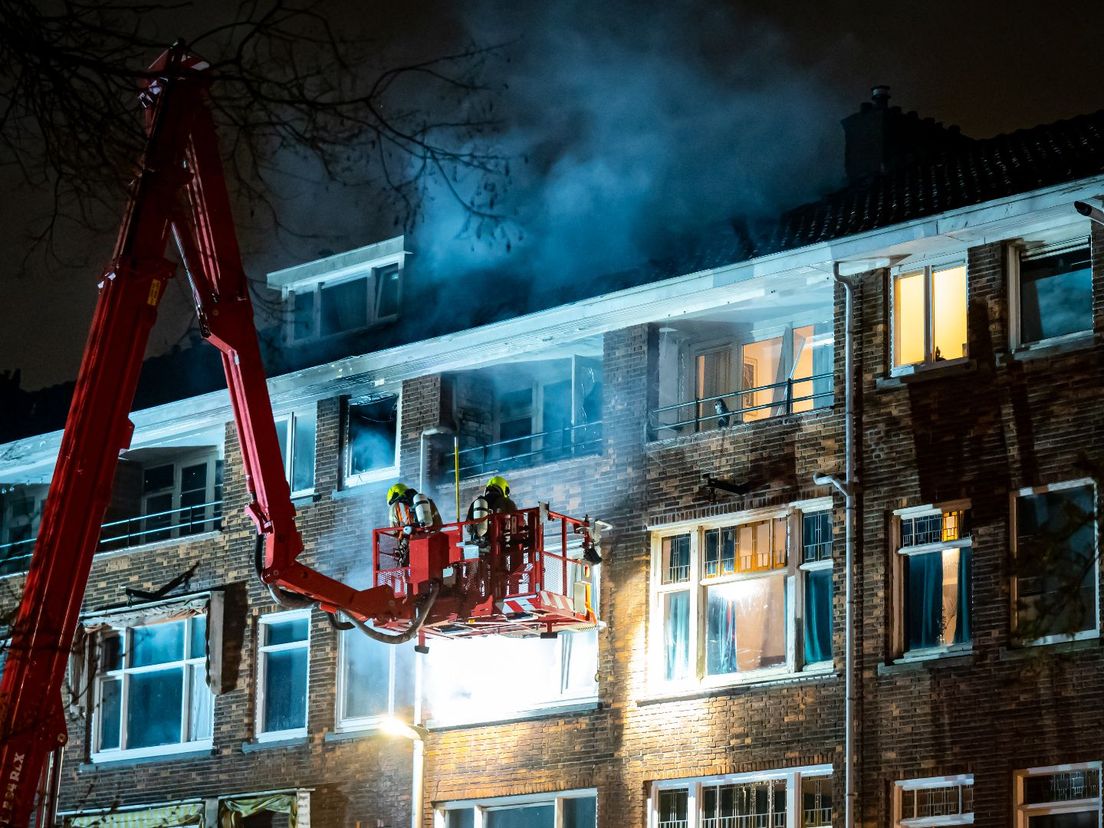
[[1010, 479, 1100, 647], [286, 262, 403, 343], [1015, 762, 1102, 828], [891, 500, 974, 661], [647, 764, 833, 828], [890, 257, 969, 373], [274, 406, 318, 497], [434, 788, 597, 828], [1007, 228, 1094, 352], [138, 451, 222, 543], [342, 391, 402, 487], [893, 774, 975, 827], [255, 608, 311, 741], [90, 614, 213, 762], [648, 499, 833, 692], [334, 630, 412, 732]]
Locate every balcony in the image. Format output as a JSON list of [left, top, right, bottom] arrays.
[[457, 421, 603, 478]]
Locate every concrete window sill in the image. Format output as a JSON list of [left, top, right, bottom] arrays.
[[80, 745, 214, 771], [877, 649, 974, 675], [877, 358, 976, 390], [241, 735, 309, 753], [637, 669, 837, 706], [427, 699, 601, 731], [997, 332, 1097, 364]]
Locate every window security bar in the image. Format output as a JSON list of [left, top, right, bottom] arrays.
[[457, 421, 603, 478], [648, 371, 834, 438], [0, 499, 225, 575]]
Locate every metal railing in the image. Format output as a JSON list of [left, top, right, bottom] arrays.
[[647, 372, 833, 440], [0, 500, 224, 575], [457, 421, 603, 478]]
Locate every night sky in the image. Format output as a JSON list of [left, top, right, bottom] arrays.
[[1, 0, 1102, 391]]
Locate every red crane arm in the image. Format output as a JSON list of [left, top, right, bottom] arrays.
[[0, 46, 397, 825]]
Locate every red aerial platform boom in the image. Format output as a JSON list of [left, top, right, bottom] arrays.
[[0, 46, 600, 826]]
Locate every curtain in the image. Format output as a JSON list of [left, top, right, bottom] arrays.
[[906, 553, 942, 650], [664, 592, 690, 681], [70, 803, 203, 827], [803, 569, 833, 664], [219, 795, 296, 828], [956, 547, 972, 645], [811, 327, 834, 409]]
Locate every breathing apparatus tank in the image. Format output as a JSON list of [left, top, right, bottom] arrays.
[[413, 491, 434, 527], [470, 495, 491, 538]]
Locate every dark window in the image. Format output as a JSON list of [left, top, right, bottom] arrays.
[[804, 568, 833, 664], [375, 264, 401, 319], [1019, 245, 1092, 344], [320, 278, 369, 336], [802, 512, 832, 562], [291, 290, 315, 340]]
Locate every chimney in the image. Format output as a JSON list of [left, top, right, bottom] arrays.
[[841, 86, 973, 184]]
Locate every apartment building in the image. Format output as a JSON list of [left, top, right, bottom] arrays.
[[1, 90, 1103, 828]]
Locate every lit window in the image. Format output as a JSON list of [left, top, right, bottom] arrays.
[[651, 505, 833, 687], [1016, 765, 1101, 828], [894, 775, 974, 827], [651, 767, 832, 828], [336, 629, 413, 730], [1013, 481, 1098, 644], [274, 407, 317, 495], [288, 263, 402, 342], [92, 615, 213, 759], [437, 791, 596, 828], [1013, 234, 1092, 347], [895, 505, 972, 657], [344, 393, 399, 486], [256, 611, 310, 738], [893, 263, 967, 368]]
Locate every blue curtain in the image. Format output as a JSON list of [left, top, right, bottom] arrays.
[[956, 547, 972, 645], [906, 553, 942, 650], [665, 592, 690, 680], [706, 588, 738, 675], [811, 326, 834, 408], [804, 569, 833, 663]]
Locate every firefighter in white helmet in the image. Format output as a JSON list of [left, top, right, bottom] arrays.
[[465, 475, 517, 546]]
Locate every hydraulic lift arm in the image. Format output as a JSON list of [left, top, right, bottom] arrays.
[[0, 46, 399, 825]]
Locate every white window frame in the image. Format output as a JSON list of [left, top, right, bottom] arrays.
[[90, 614, 213, 762], [274, 406, 317, 497], [1010, 478, 1100, 647], [894, 774, 975, 827], [647, 764, 833, 828], [137, 451, 222, 542], [256, 609, 311, 741], [334, 631, 410, 732], [1015, 762, 1102, 828], [286, 261, 402, 343], [798, 502, 835, 671], [890, 256, 969, 374], [343, 391, 401, 487], [892, 500, 973, 661], [648, 499, 833, 693], [1007, 225, 1094, 351], [434, 788, 597, 828]]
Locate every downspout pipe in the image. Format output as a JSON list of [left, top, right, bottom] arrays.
[[814, 260, 861, 828]]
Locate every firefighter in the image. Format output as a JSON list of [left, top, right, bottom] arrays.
[[387, 482, 443, 530], [465, 475, 517, 545]]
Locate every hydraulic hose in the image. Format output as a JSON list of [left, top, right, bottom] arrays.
[[339, 581, 441, 645], [253, 534, 317, 610]]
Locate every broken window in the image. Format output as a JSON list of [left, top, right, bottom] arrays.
[[652, 768, 832, 828], [344, 393, 399, 485], [92, 613, 213, 758], [1015, 235, 1092, 346], [652, 505, 832, 687], [1013, 482, 1097, 643], [256, 610, 310, 738], [275, 407, 317, 495], [895, 506, 972, 656], [892, 262, 968, 368], [287, 263, 403, 343]]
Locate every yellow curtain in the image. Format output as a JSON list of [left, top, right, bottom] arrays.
[[219, 795, 296, 828], [70, 803, 203, 827]]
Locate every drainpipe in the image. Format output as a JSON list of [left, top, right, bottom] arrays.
[[814, 261, 861, 828], [414, 426, 450, 828]]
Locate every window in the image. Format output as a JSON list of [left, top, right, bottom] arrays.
[[651, 503, 833, 688], [894, 505, 972, 657], [892, 262, 968, 368], [275, 408, 317, 495], [105, 453, 222, 548], [0, 484, 46, 573], [256, 611, 310, 739], [895, 775, 974, 827], [436, 790, 596, 828], [1011, 232, 1093, 348], [288, 263, 401, 341], [344, 393, 399, 485], [92, 615, 213, 759], [1012, 481, 1098, 644], [1016, 764, 1101, 828], [336, 629, 413, 730], [651, 766, 832, 828]]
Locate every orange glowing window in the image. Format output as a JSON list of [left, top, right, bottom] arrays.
[[893, 263, 967, 367]]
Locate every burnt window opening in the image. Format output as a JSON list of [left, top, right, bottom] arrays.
[[345, 393, 400, 484]]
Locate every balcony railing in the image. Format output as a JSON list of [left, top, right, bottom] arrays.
[[457, 421, 603, 478], [647, 372, 833, 440], [0, 499, 224, 576]]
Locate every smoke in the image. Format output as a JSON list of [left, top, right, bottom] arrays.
[[412, 0, 844, 293]]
